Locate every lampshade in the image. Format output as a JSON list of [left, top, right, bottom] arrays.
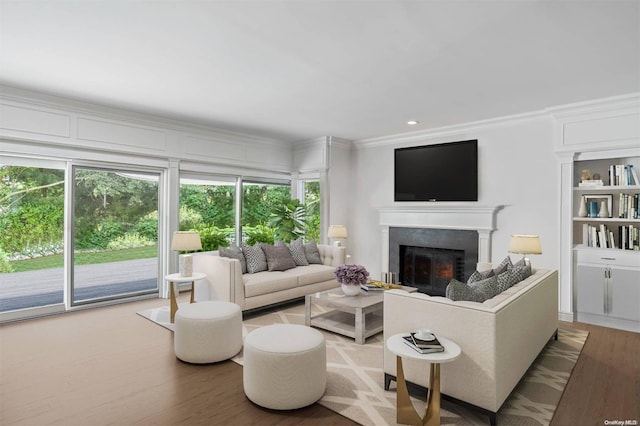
[[508, 234, 542, 255], [327, 225, 348, 239], [171, 231, 202, 251]]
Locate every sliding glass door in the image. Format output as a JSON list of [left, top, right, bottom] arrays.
[[72, 167, 160, 305], [0, 158, 65, 314]]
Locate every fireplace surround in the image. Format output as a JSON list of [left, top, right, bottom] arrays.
[[378, 204, 502, 291]]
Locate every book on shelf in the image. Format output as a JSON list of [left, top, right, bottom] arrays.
[[608, 164, 639, 186], [578, 180, 604, 187], [402, 333, 445, 354]]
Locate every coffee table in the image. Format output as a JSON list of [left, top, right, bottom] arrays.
[[305, 285, 417, 344]]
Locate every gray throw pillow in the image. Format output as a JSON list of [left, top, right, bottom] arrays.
[[493, 256, 513, 275], [261, 244, 297, 271], [496, 268, 522, 293], [242, 243, 268, 273], [303, 240, 322, 264], [467, 269, 495, 284], [287, 238, 309, 266], [446, 275, 499, 302], [219, 244, 247, 274]]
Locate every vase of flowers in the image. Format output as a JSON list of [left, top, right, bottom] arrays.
[[334, 264, 369, 296]]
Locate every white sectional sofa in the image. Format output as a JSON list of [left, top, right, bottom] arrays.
[[192, 244, 345, 311], [383, 268, 558, 425]]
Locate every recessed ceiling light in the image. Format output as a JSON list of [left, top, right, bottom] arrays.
[[407, 120, 419, 125]]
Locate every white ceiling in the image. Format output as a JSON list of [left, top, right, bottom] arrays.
[[1, 1, 638, 143]]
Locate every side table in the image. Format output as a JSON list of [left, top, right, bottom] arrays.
[[386, 333, 461, 426], [164, 272, 206, 323]]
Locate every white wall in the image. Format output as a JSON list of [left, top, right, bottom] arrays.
[[349, 116, 558, 278]]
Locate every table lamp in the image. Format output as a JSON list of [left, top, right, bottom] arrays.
[[171, 231, 202, 277], [508, 234, 542, 266], [328, 225, 348, 247]]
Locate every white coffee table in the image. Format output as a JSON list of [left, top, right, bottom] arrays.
[[305, 285, 416, 344], [386, 333, 461, 426]]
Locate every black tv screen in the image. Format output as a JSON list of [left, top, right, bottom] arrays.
[[394, 140, 478, 202]]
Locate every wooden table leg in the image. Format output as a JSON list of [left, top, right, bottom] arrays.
[[169, 281, 178, 323], [396, 356, 422, 425], [189, 280, 195, 303]]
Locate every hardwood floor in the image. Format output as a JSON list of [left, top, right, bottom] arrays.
[[0, 297, 638, 425]]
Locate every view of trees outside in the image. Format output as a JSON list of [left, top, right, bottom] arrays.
[[1, 165, 322, 313]]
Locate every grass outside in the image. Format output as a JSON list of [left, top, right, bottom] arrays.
[[10, 245, 158, 273]]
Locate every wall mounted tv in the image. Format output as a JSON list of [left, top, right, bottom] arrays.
[[394, 139, 478, 202]]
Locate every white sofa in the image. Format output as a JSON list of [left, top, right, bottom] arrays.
[[383, 268, 558, 425], [192, 244, 345, 311]]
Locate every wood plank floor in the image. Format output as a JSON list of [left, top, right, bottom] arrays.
[[0, 296, 638, 425]]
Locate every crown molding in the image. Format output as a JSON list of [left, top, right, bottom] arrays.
[[546, 93, 640, 119], [0, 84, 291, 149]]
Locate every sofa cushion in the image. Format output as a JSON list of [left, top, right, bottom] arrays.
[[242, 243, 268, 274], [262, 244, 297, 271], [243, 271, 298, 297], [493, 256, 513, 275], [285, 238, 309, 266], [303, 240, 322, 264], [284, 264, 336, 286], [219, 244, 247, 274], [446, 275, 499, 302]]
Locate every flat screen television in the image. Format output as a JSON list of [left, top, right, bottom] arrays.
[[394, 139, 478, 202]]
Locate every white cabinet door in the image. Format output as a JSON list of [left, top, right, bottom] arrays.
[[609, 267, 640, 321], [576, 265, 606, 316]]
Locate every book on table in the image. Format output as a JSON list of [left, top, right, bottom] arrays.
[[402, 333, 444, 354], [360, 283, 384, 291]]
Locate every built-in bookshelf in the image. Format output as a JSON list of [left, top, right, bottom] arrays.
[[573, 156, 640, 251]]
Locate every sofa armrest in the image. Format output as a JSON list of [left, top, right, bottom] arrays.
[[192, 252, 244, 306], [318, 244, 345, 267]]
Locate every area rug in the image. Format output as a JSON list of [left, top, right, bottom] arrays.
[[138, 302, 588, 426]]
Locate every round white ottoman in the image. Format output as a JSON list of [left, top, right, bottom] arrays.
[[174, 301, 242, 364], [243, 324, 326, 410]]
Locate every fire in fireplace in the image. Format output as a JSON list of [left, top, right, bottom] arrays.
[[400, 245, 465, 296]]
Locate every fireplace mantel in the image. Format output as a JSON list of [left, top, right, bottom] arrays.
[[378, 204, 503, 270]]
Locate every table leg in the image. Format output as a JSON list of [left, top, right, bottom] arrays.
[[355, 308, 364, 344], [189, 280, 195, 304], [169, 281, 178, 323], [424, 363, 441, 426], [396, 356, 422, 425]]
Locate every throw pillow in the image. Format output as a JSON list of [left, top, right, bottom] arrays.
[[467, 269, 495, 284], [219, 244, 247, 274], [446, 275, 498, 302], [277, 238, 308, 266], [496, 268, 522, 293], [261, 244, 297, 271], [303, 240, 322, 264], [242, 243, 268, 274], [493, 256, 513, 275]]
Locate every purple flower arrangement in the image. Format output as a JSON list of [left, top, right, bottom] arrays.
[[334, 264, 370, 286]]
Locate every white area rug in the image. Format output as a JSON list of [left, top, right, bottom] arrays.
[[137, 302, 588, 425]]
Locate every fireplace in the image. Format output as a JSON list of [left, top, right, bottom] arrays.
[[389, 227, 478, 296], [400, 245, 465, 296]]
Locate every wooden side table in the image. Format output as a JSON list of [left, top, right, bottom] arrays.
[[386, 333, 461, 426], [164, 272, 206, 323]]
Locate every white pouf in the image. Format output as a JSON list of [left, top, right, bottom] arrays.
[[243, 324, 326, 410], [174, 301, 242, 363]]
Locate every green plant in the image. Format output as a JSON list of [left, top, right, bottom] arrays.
[[179, 205, 203, 231], [268, 199, 307, 242], [244, 225, 275, 246], [195, 225, 230, 251], [0, 248, 14, 273], [107, 233, 155, 250], [133, 211, 158, 240]]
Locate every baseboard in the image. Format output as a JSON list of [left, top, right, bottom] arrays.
[[558, 311, 574, 322]]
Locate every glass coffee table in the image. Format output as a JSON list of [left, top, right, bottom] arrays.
[[305, 285, 417, 344]]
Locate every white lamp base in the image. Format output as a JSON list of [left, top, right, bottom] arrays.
[[333, 240, 342, 247], [179, 254, 193, 277]]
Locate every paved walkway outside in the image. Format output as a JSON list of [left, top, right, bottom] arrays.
[[0, 258, 158, 311]]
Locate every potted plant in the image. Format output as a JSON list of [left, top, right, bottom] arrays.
[[334, 264, 369, 296]]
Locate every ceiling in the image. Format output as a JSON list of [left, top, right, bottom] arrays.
[[1, 1, 638, 143]]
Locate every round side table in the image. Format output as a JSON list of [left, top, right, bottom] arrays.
[[386, 333, 461, 426], [164, 272, 206, 323]]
